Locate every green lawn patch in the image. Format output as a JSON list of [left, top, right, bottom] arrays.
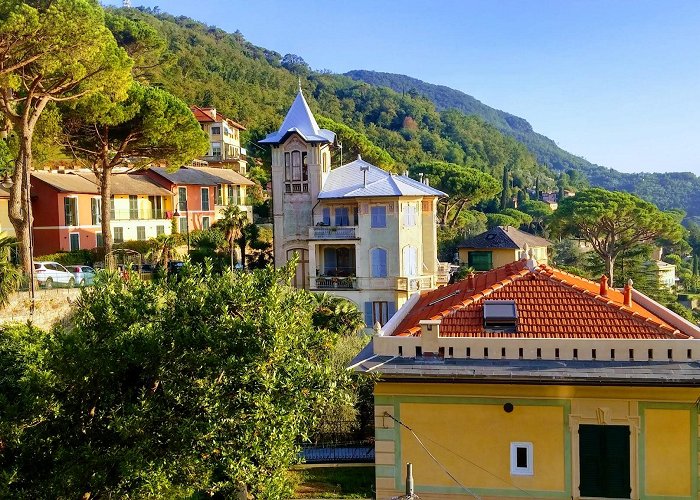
[[292, 466, 374, 498]]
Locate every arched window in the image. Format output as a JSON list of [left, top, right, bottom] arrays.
[[371, 248, 388, 278]]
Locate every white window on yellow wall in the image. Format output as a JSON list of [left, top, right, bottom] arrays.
[[402, 246, 418, 276], [403, 204, 417, 226], [510, 442, 533, 476]]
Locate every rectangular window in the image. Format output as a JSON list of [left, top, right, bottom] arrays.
[[69, 233, 80, 251], [129, 195, 138, 220], [156, 225, 165, 236], [91, 198, 101, 225], [110, 196, 115, 219], [322, 207, 331, 226], [291, 151, 302, 181], [216, 185, 223, 205], [136, 226, 146, 241], [579, 425, 630, 498], [371, 248, 388, 278], [335, 207, 350, 226], [212, 142, 221, 157], [373, 301, 388, 326], [211, 126, 221, 135], [284, 152, 291, 181], [302, 152, 308, 181], [227, 185, 235, 204], [202, 216, 210, 230], [201, 187, 210, 211], [468, 251, 493, 271], [404, 204, 417, 226], [96, 233, 104, 247], [113, 227, 124, 243], [371, 206, 387, 228], [179, 217, 188, 234], [510, 442, 533, 476], [178, 187, 187, 211], [64, 197, 78, 226]]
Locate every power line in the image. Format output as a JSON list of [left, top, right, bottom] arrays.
[[384, 412, 536, 498], [385, 412, 481, 499]]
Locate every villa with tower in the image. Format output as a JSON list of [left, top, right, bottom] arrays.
[[261, 88, 450, 327]]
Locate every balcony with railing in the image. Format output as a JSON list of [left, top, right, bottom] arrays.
[[309, 225, 358, 240], [110, 209, 168, 221], [311, 276, 358, 290], [396, 275, 435, 292]]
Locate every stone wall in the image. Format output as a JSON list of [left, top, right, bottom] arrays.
[[0, 288, 80, 330]]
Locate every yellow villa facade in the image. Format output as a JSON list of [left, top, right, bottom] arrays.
[[262, 89, 450, 326], [458, 225, 550, 271], [353, 258, 700, 499]]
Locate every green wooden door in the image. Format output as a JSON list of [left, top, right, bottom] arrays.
[[579, 424, 631, 498]]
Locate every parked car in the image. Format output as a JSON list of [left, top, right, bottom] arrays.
[[34, 261, 76, 288], [68, 265, 96, 286], [131, 263, 156, 279], [168, 261, 185, 274]]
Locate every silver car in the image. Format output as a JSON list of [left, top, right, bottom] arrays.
[[68, 265, 96, 286], [34, 261, 76, 288]]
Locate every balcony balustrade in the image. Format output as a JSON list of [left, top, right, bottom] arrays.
[[310, 225, 358, 240], [311, 276, 358, 290]]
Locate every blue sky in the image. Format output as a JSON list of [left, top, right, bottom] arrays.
[[104, 1, 700, 175]]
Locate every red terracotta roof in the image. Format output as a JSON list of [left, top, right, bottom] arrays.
[[392, 260, 686, 340], [189, 105, 246, 130]]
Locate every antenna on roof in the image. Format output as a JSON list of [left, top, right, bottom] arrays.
[[360, 163, 369, 187]]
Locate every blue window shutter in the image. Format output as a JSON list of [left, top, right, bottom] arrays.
[[364, 302, 373, 327], [322, 208, 330, 225], [388, 302, 396, 319], [324, 248, 337, 274]]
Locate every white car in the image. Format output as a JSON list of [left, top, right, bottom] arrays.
[[34, 261, 76, 288]]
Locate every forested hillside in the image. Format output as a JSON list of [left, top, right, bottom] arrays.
[[112, 7, 700, 216], [345, 70, 700, 216]]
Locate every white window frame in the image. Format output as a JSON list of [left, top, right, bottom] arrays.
[[510, 442, 533, 476]]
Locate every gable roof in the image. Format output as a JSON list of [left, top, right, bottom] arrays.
[[32, 171, 172, 196], [32, 171, 99, 194], [259, 89, 336, 144], [149, 166, 254, 187], [190, 105, 246, 130], [318, 156, 446, 199], [458, 226, 551, 250], [390, 259, 694, 340]]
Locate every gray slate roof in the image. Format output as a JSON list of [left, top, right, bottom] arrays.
[[349, 343, 700, 386], [150, 166, 253, 187], [318, 157, 446, 199], [458, 225, 551, 250], [259, 89, 336, 144]]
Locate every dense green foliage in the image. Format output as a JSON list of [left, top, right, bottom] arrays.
[[0, 264, 349, 498], [551, 188, 684, 286], [104, 7, 555, 197], [345, 70, 700, 216]]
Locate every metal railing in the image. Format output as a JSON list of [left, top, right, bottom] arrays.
[[310, 226, 358, 239], [110, 209, 167, 221], [299, 418, 374, 464], [312, 276, 357, 290]]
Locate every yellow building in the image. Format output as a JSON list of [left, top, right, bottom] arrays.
[[0, 186, 13, 238], [190, 105, 247, 174], [352, 258, 700, 499], [261, 89, 451, 326], [458, 225, 550, 270]]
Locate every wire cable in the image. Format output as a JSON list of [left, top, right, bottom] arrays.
[[384, 412, 536, 498]]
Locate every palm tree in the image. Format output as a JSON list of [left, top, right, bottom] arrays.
[[0, 235, 21, 308], [213, 204, 249, 271], [311, 293, 366, 336], [147, 234, 180, 271]]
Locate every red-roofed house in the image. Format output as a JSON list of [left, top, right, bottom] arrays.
[[352, 257, 700, 499], [190, 105, 247, 173]]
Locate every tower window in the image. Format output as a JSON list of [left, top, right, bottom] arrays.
[[284, 152, 291, 181], [292, 151, 301, 181]]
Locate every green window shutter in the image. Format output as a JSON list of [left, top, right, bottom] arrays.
[[579, 425, 630, 498]]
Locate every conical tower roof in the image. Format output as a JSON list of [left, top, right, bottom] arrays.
[[260, 88, 335, 144]]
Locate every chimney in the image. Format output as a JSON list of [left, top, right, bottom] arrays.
[[424, 177, 430, 186], [599, 275, 608, 297], [623, 279, 633, 307], [403, 170, 409, 177], [210, 108, 217, 120], [467, 272, 475, 290], [418, 172, 424, 183]]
